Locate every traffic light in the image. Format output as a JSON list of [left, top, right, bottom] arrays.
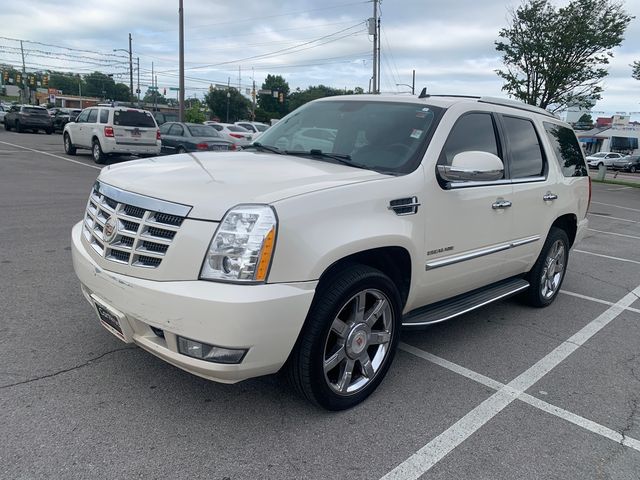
[[42, 75, 48, 87], [29, 75, 35, 86], [16, 73, 21, 84], [278, 92, 284, 103], [2, 71, 8, 82]]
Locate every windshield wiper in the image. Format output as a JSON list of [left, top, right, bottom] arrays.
[[243, 142, 283, 154], [284, 149, 369, 170]]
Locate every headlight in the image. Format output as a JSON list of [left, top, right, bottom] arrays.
[[200, 205, 277, 283]]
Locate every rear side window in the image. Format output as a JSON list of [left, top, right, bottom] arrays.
[[168, 124, 184, 136], [87, 109, 98, 123], [543, 122, 588, 177], [439, 112, 500, 166], [99, 109, 109, 124], [502, 116, 544, 178], [113, 110, 156, 128]]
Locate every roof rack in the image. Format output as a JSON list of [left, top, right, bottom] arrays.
[[478, 96, 556, 118]]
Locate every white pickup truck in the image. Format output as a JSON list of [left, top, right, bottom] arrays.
[[71, 94, 590, 410]]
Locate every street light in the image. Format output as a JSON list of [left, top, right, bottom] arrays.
[[396, 69, 416, 95], [113, 34, 134, 103]]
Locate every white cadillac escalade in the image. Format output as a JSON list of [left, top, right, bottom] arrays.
[[71, 94, 590, 410]]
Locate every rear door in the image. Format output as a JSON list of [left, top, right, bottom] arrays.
[[112, 109, 158, 147]]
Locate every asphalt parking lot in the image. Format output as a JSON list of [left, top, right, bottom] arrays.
[[1, 128, 639, 480]]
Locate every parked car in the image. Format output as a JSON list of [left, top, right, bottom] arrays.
[[611, 154, 640, 173], [153, 111, 179, 125], [585, 151, 623, 168], [4, 105, 54, 134], [0, 104, 9, 124], [235, 121, 269, 135], [204, 122, 253, 147], [159, 122, 235, 154], [63, 105, 161, 163], [71, 94, 589, 410], [52, 108, 82, 132]]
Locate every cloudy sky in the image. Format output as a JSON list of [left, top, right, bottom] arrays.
[[2, 0, 639, 119]]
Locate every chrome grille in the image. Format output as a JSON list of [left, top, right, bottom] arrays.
[[82, 182, 191, 269]]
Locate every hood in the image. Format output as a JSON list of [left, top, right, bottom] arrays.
[[99, 151, 386, 220]]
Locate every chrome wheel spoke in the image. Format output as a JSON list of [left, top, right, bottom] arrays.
[[331, 318, 349, 338], [359, 353, 375, 379], [369, 330, 391, 345], [337, 359, 356, 393], [354, 291, 367, 323], [324, 348, 346, 373], [364, 298, 387, 327]]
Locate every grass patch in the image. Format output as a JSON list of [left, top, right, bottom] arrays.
[[592, 178, 640, 188]]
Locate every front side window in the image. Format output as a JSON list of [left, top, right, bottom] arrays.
[[438, 112, 500, 167], [257, 100, 442, 174], [502, 116, 545, 179], [75, 110, 90, 123], [86, 109, 98, 123], [543, 122, 587, 177]]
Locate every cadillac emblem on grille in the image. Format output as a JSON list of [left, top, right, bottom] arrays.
[[103, 216, 119, 244]]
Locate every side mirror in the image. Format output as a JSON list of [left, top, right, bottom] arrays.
[[437, 151, 504, 182]]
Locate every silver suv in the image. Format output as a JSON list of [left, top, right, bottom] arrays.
[[63, 106, 161, 163]]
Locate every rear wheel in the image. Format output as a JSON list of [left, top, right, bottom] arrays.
[[288, 265, 401, 410], [15, 121, 22, 133], [63, 133, 76, 155], [46, 128, 53, 135], [631, 166, 637, 173], [177, 146, 187, 154], [92, 139, 106, 164], [523, 227, 569, 307], [4, 121, 10, 131]]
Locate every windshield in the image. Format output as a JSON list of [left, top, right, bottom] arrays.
[[188, 125, 220, 137], [256, 99, 442, 174]]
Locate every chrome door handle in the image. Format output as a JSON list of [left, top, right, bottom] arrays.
[[492, 199, 512, 209], [543, 192, 558, 201]]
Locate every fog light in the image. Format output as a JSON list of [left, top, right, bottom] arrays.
[[177, 337, 247, 364]]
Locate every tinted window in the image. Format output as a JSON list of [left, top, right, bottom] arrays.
[[187, 125, 219, 137], [227, 125, 249, 132], [439, 112, 500, 166], [75, 110, 89, 123], [168, 124, 184, 136], [502, 116, 544, 178], [542, 122, 587, 177], [210, 124, 223, 131], [99, 109, 109, 123], [87, 109, 98, 123], [113, 110, 156, 127], [24, 107, 49, 116], [255, 124, 268, 132], [159, 123, 172, 134]]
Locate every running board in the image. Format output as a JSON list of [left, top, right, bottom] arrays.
[[402, 278, 530, 327]]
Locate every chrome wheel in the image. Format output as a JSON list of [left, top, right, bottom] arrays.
[[323, 288, 393, 396], [540, 240, 565, 300]]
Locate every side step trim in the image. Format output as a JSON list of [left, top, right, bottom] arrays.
[[402, 277, 530, 327]]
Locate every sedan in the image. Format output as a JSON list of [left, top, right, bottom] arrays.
[[586, 152, 624, 168], [611, 155, 640, 173], [159, 122, 235, 154], [52, 108, 82, 132], [204, 122, 252, 147]]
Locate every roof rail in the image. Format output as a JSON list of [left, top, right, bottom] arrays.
[[478, 96, 556, 118]]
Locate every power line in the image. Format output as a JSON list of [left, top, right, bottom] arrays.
[[0, 36, 129, 59]]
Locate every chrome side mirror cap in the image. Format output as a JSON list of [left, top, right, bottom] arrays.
[[437, 151, 504, 182]]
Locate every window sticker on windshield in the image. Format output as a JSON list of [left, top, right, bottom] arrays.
[[416, 111, 427, 118], [410, 129, 423, 139]]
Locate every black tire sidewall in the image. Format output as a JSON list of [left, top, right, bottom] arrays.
[[295, 265, 402, 410], [525, 227, 570, 307], [93, 140, 105, 164]]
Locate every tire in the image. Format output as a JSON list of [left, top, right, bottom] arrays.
[[46, 128, 53, 135], [523, 227, 569, 308], [15, 121, 22, 133], [4, 121, 10, 131], [288, 264, 402, 410], [177, 146, 187, 154], [598, 162, 604, 168], [92, 139, 106, 164], [631, 166, 637, 173], [63, 133, 77, 155]]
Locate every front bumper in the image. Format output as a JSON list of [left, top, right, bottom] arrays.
[[71, 222, 317, 383]]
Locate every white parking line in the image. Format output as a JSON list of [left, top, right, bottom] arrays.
[[591, 201, 640, 214], [588, 213, 638, 224], [587, 228, 640, 241], [560, 290, 640, 315], [399, 343, 640, 453], [574, 250, 640, 266], [607, 187, 632, 191], [0, 140, 101, 170], [382, 286, 640, 480]]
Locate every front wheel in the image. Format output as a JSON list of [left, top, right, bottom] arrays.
[[288, 265, 402, 410], [523, 227, 569, 307], [64, 133, 77, 155], [92, 139, 106, 164]]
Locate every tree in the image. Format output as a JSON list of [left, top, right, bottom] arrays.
[[83, 71, 130, 101], [633, 61, 640, 80], [288, 85, 349, 111], [257, 74, 290, 119], [495, 0, 632, 111], [577, 113, 593, 124], [185, 101, 205, 123], [204, 87, 250, 122], [142, 87, 167, 105], [48, 72, 84, 95]]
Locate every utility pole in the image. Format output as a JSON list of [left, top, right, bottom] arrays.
[[251, 70, 256, 121], [376, 14, 381, 93], [178, 0, 185, 122], [136, 57, 140, 104], [370, 1, 378, 94], [128, 33, 134, 104], [226, 77, 230, 123], [412, 69, 415, 95], [20, 40, 28, 104]]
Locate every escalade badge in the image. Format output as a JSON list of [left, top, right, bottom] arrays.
[[103, 216, 119, 243]]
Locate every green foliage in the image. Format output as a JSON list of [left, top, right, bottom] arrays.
[[185, 103, 205, 123], [83, 71, 130, 101], [48, 72, 83, 95], [288, 85, 350, 111], [204, 87, 250, 122], [257, 74, 289, 119], [495, 0, 632, 111], [633, 61, 640, 80], [577, 113, 593, 124], [143, 87, 167, 105]]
